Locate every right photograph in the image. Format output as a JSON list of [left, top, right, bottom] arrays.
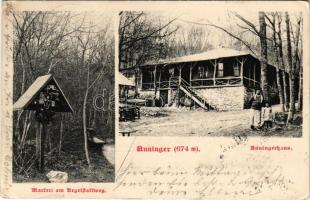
[[118, 11, 303, 137]]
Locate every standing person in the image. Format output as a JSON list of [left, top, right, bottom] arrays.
[[261, 102, 273, 130], [249, 90, 264, 130]]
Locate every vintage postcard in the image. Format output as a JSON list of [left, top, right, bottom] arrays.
[[1, 1, 309, 199]]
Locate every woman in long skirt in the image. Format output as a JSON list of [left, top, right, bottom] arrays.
[[249, 90, 264, 129]]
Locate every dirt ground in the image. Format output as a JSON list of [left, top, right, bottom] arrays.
[[13, 129, 115, 183], [119, 105, 302, 137]]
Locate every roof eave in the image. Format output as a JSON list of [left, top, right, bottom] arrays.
[[141, 53, 254, 67], [51, 77, 74, 113], [13, 75, 53, 111]]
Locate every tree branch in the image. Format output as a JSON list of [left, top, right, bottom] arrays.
[[121, 17, 177, 46], [234, 12, 260, 36], [180, 19, 258, 57]]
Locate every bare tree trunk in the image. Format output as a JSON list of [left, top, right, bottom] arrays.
[[259, 12, 269, 101], [15, 56, 26, 141], [286, 12, 295, 123], [297, 47, 303, 111], [293, 18, 301, 112], [271, 15, 284, 111], [83, 66, 91, 166], [134, 68, 139, 97], [153, 66, 157, 106], [281, 68, 289, 111], [92, 106, 97, 128], [88, 107, 93, 127], [275, 64, 284, 110], [277, 15, 289, 111], [48, 130, 52, 153], [19, 112, 30, 149], [20, 112, 32, 150]]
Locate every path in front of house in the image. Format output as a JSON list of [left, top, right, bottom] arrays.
[[102, 144, 115, 166], [119, 105, 301, 137]]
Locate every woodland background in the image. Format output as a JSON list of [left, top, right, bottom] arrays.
[[12, 11, 115, 182]]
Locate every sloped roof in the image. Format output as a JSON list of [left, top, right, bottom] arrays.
[[119, 72, 135, 86], [13, 74, 73, 112], [142, 48, 256, 66]]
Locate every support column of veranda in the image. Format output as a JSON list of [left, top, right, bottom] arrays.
[[240, 58, 244, 85], [177, 65, 183, 107], [189, 64, 193, 87], [212, 60, 217, 86], [236, 57, 246, 86], [253, 64, 256, 88], [189, 63, 193, 107]]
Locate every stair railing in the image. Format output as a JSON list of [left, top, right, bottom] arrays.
[[180, 78, 206, 101], [169, 76, 218, 110], [180, 78, 217, 110]]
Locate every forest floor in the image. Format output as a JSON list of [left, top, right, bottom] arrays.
[[13, 129, 115, 183], [119, 105, 302, 137]]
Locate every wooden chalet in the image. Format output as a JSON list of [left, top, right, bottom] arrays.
[[121, 48, 282, 111]]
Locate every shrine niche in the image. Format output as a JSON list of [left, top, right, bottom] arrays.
[[13, 74, 73, 114], [13, 74, 73, 171]]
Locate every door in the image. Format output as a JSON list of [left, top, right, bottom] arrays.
[[181, 66, 191, 83], [160, 90, 169, 106]]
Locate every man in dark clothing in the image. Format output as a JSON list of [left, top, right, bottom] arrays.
[[249, 90, 264, 130]]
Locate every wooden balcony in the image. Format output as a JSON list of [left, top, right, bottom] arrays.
[[141, 80, 178, 90], [141, 76, 246, 90]]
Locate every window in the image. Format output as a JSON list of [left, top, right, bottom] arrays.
[[169, 68, 174, 76], [233, 64, 240, 76], [205, 69, 209, 78], [142, 70, 153, 83], [217, 63, 224, 77], [198, 66, 205, 78]]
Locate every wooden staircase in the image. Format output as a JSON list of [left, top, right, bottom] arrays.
[[170, 77, 217, 111]]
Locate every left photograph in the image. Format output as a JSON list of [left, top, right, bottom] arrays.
[[12, 11, 115, 182]]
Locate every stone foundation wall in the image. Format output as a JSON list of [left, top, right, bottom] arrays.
[[139, 86, 249, 111], [198, 86, 247, 111], [138, 90, 159, 99], [138, 89, 176, 106], [168, 89, 177, 105]]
